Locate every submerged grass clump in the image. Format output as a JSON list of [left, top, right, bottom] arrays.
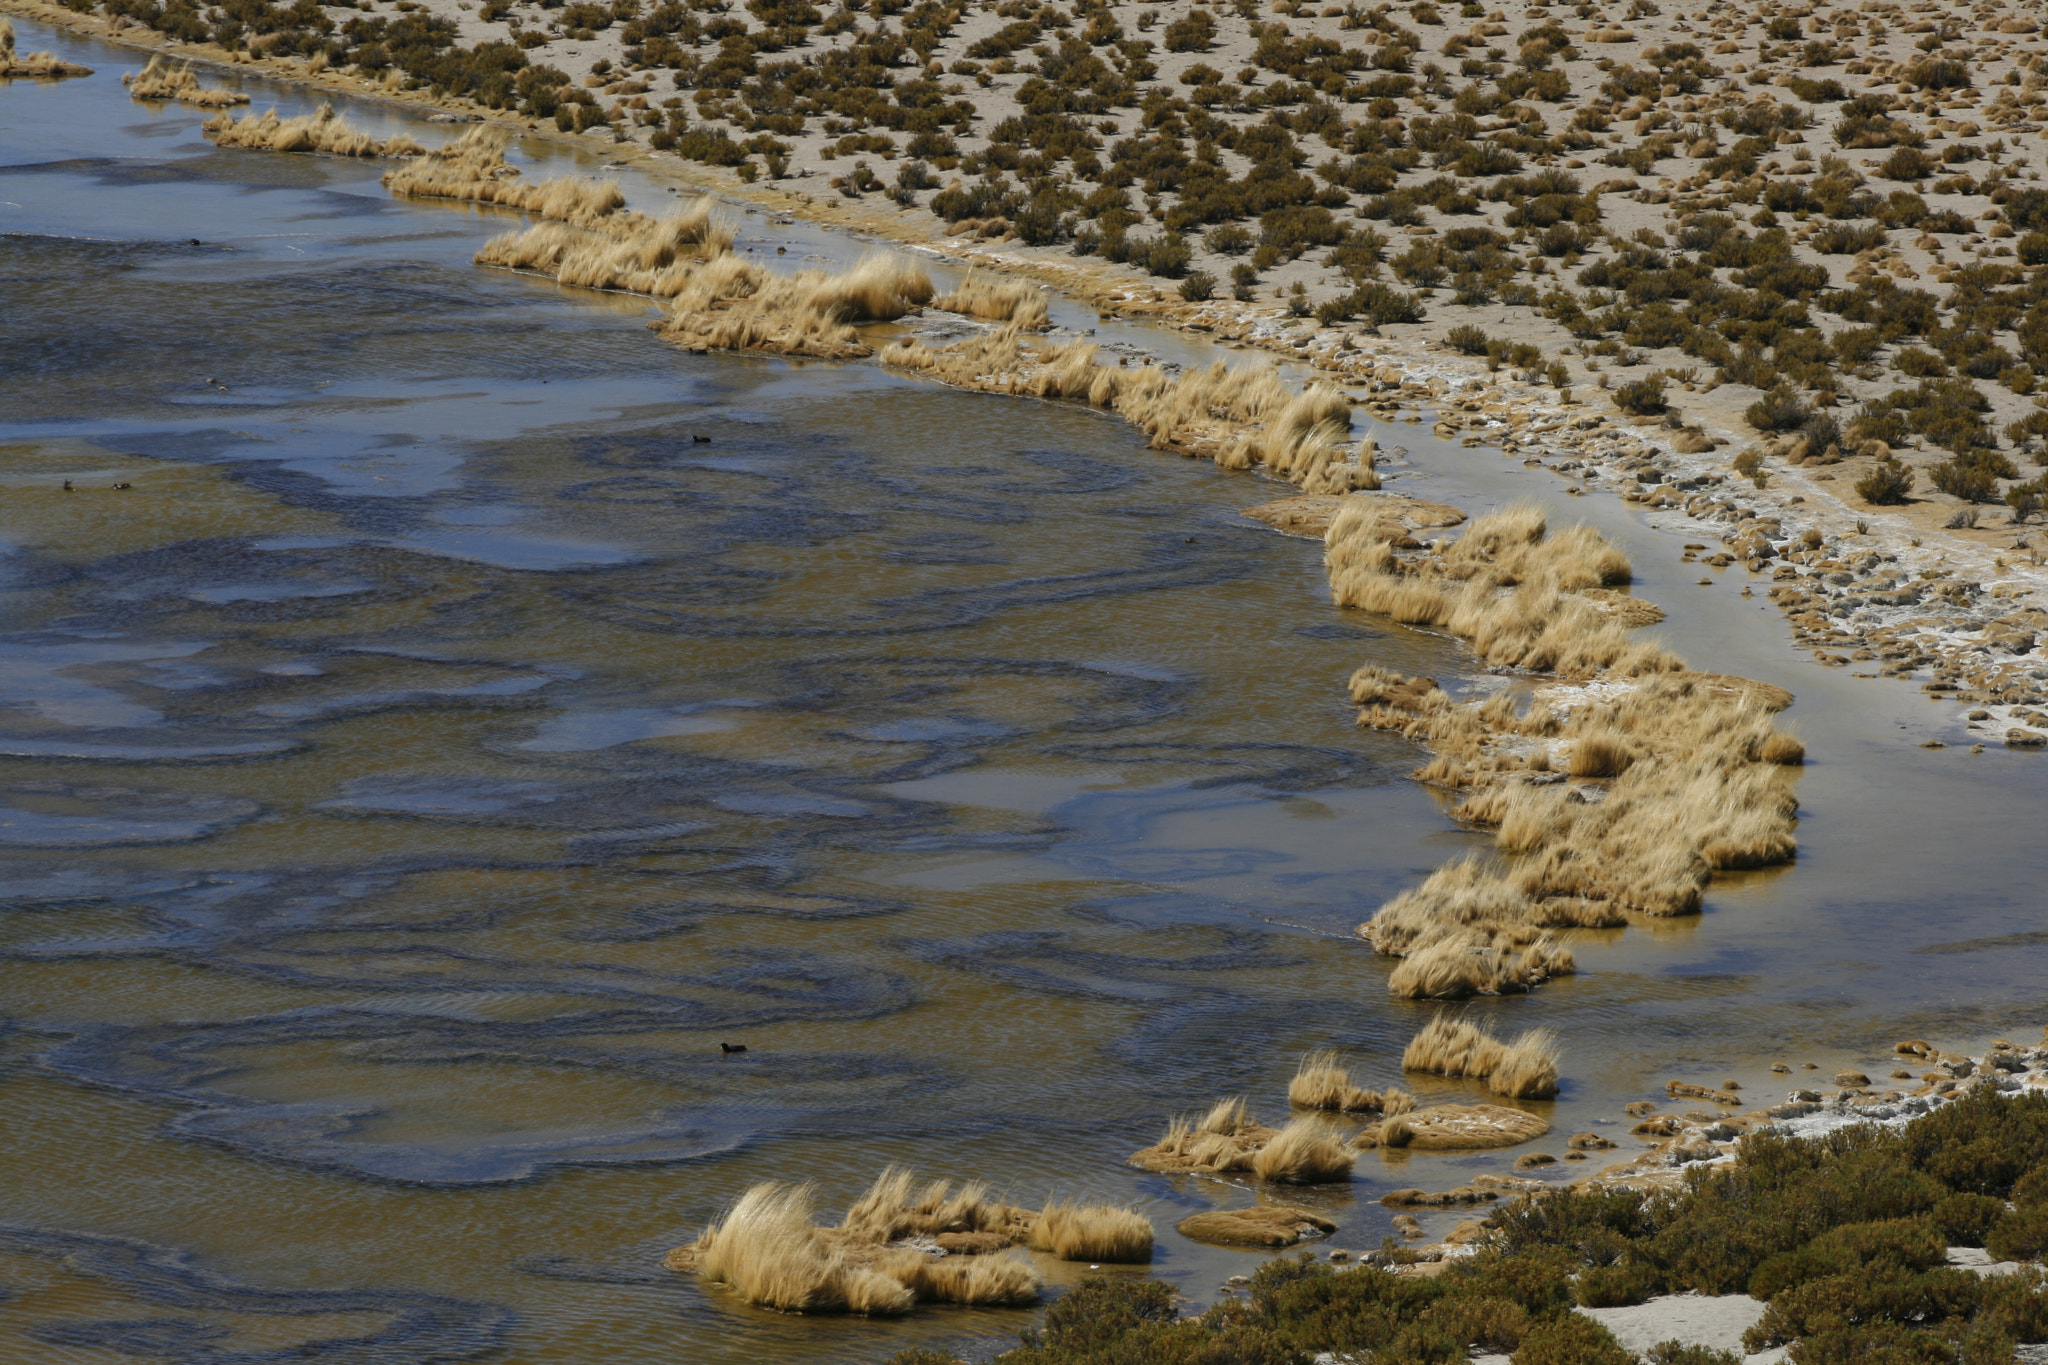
[[204, 104, 423, 158], [124, 54, 246, 106], [0, 19, 92, 77], [1287, 1049, 1412, 1114], [1129, 1098, 1356, 1185], [932, 273, 1050, 329], [381, 126, 629, 226], [1402, 1014, 1561, 1100]]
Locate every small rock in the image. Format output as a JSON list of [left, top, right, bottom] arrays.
[[1513, 1153, 1557, 1170], [1836, 1070, 1872, 1088]]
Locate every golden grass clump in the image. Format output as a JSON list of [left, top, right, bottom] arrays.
[[475, 198, 736, 298], [665, 1169, 1046, 1315], [1402, 1013, 1508, 1080], [653, 253, 934, 359], [838, 1166, 1036, 1245], [0, 19, 92, 76], [1287, 1049, 1392, 1113], [1488, 1028, 1561, 1100], [933, 273, 1051, 329], [203, 104, 423, 158], [875, 1249, 1041, 1305], [1129, 1097, 1284, 1176], [1249, 1116, 1357, 1184], [124, 55, 247, 106], [883, 336, 1379, 494], [381, 127, 629, 227], [1027, 1202, 1154, 1263], [669, 1181, 918, 1315]]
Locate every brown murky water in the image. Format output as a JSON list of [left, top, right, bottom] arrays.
[[4, 22, 2047, 1364]]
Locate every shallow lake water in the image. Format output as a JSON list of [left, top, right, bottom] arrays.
[[4, 22, 2047, 1363]]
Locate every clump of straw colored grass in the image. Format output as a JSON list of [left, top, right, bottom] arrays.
[[381, 126, 628, 226], [883, 335, 1379, 493], [1403, 1014, 1561, 1099], [1249, 1116, 1356, 1184], [475, 198, 735, 297], [838, 1166, 1036, 1244], [124, 54, 247, 106], [933, 273, 1051, 329], [1132, 1097, 1345, 1179], [1288, 1049, 1396, 1113], [671, 1181, 917, 1315], [876, 1249, 1041, 1305], [1489, 1028, 1561, 1100], [204, 104, 422, 157], [653, 253, 934, 359], [0, 20, 92, 77], [1027, 1202, 1154, 1262], [665, 1168, 1046, 1315]]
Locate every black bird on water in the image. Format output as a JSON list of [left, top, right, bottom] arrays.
[[719, 1042, 748, 1054], [692, 434, 712, 444]]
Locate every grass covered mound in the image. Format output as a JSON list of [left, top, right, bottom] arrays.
[[892, 1088, 2048, 1365]]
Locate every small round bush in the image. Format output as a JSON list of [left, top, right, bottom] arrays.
[[1446, 323, 1490, 354], [1576, 1261, 1660, 1308], [1511, 1313, 1633, 1365], [1987, 1206, 2048, 1263]]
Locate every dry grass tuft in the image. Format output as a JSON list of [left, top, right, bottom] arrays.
[[124, 54, 246, 106], [878, 1249, 1041, 1305], [671, 1181, 917, 1315], [1132, 1098, 1350, 1180], [204, 104, 422, 157], [382, 127, 629, 226], [1489, 1028, 1561, 1100], [884, 338, 1379, 494], [1027, 1202, 1154, 1262], [933, 273, 1050, 329], [1249, 1116, 1357, 1184], [1568, 734, 1636, 778], [1402, 1013, 1508, 1079], [0, 19, 92, 76], [665, 1168, 1046, 1315], [653, 252, 934, 359], [1287, 1050, 1387, 1113], [475, 199, 736, 298]]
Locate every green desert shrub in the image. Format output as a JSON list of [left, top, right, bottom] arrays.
[[1935, 1192, 2012, 1246], [1447, 323, 1491, 354], [1747, 384, 1810, 431], [1511, 1313, 1634, 1365], [1988, 1207, 2048, 1264], [1613, 375, 1667, 414], [1858, 458, 1916, 504]]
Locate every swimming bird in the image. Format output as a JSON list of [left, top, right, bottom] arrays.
[[719, 1042, 747, 1054], [692, 434, 712, 444]]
